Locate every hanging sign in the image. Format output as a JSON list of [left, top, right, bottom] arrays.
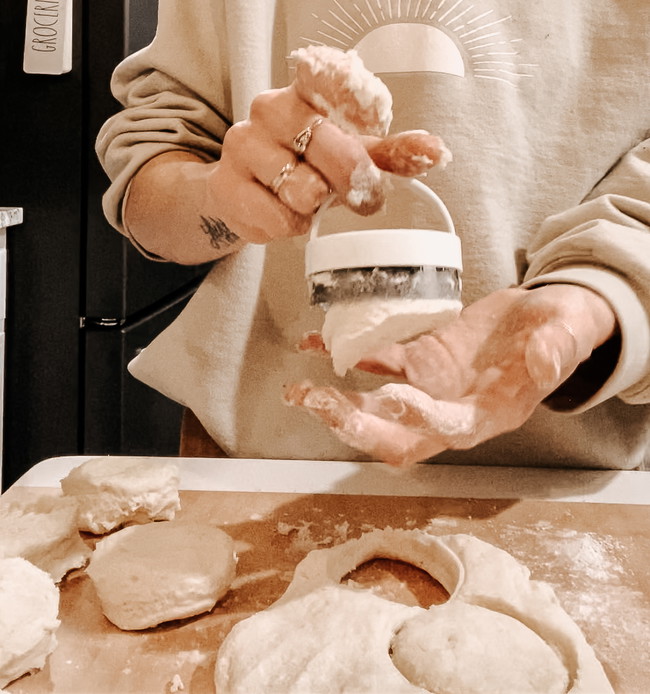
[[23, 0, 73, 75]]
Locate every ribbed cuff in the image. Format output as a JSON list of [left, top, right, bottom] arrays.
[[522, 266, 650, 411]]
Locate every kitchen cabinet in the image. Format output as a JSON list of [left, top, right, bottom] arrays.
[[1, 1, 210, 489]]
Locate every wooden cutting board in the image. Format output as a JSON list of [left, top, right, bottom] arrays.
[[4, 487, 649, 694]]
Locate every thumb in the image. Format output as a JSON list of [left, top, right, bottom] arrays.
[[524, 321, 580, 391]]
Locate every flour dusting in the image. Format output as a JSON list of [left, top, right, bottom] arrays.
[[493, 522, 650, 676]]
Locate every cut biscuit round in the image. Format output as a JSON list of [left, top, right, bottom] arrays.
[[60, 456, 180, 534], [0, 494, 91, 582], [0, 557, 60, 689], [86, 520, 237, 630]]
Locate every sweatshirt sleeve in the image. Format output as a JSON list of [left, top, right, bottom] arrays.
[[95, 0, 231, 244], [523, 136, 650, 410]]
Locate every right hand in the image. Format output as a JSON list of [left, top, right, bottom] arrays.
[[123, 54, 449, 263], [211, 83, 449, 244]]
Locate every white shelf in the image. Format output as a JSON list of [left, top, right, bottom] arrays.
[[0, 207, 23, 487]]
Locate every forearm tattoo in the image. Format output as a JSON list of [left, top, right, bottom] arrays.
[[199, 215, 240, 250]]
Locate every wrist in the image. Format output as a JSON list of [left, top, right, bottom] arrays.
[[527, 284, 620, 410], [527, 283, 618, 349], [126, 152, 244, 264]]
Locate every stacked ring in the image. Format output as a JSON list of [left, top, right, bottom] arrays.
[[292, 117, 325, 156], [269, 162, 296, 195], [269, 117, 325, 197]]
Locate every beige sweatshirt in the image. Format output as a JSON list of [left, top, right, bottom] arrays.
[[96, 0, 650, 469]]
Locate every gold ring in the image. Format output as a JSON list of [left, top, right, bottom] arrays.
[[292, 117, 325, 156], [270, 162, 296, 195]]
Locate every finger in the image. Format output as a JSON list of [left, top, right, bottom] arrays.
[[214, 165, 310, 243], [250, 87, 385, 215], [354, 343, 410, 376], [524, 321, 580, 391], [291, 48, 392, 137], [363, 131, 452, 177], [224, 122, 330, 215], [284, 381, 441, 467], [360, 384, 481, 443], [364, 385, 537, 453], [297, 332, 328, 354], [265, 159, 330, 215], [303, 118, 385, 215]]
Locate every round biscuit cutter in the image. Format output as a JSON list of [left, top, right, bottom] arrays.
[[305, 176, 463, 309]]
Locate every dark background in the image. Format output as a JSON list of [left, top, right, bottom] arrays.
[[0, 0, 210, 488]]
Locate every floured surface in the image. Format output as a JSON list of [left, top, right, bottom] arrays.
[[2, 486, 648, 694]]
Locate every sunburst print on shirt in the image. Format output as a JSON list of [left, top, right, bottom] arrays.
[[299, 0, 537, 87]]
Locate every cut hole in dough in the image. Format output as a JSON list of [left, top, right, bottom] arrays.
[[343, 557, 450, 608], [215, 530, 613, 694]]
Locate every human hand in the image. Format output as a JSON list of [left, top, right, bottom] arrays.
[[211, 47, 449, 244], [124, 46, 449, 262], [285, 284, 617, 467]]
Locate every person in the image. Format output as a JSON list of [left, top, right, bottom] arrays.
[[97, 0, 650, 470]]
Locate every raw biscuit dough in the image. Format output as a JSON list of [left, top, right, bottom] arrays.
[[0, 557, 60, 689], [86, 520, 237, 630], [60, 456, 180, 534], [391, 602, 567, 694], [322, 297, 462, 376], [291, 44, 392, 138], [0, 493, 91, 582], [215, 529, 613, 694]]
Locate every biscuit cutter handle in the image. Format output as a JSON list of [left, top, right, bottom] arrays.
[[309, 176, 457, 241]]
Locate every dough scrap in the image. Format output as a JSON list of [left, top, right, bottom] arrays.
[[0, 493, 91, 582], [60, 456, 180, 534], [291, 45, 392, 138], [215, 529, 613, 694], [87, 520, 237, 630], [0, 558, 60, 689], [391, 602, 567, 694]]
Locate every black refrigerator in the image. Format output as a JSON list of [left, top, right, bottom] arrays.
[[1, 0, 210, 488]]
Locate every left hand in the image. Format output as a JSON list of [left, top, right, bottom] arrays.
[[285, 284, 617, 467]]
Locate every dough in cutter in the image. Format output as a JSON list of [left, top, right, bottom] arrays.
[[87, 520, 236, 630], [0, 557, 60, 689], [60, 456, 180, 534], [322, 296, 462, 376]]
